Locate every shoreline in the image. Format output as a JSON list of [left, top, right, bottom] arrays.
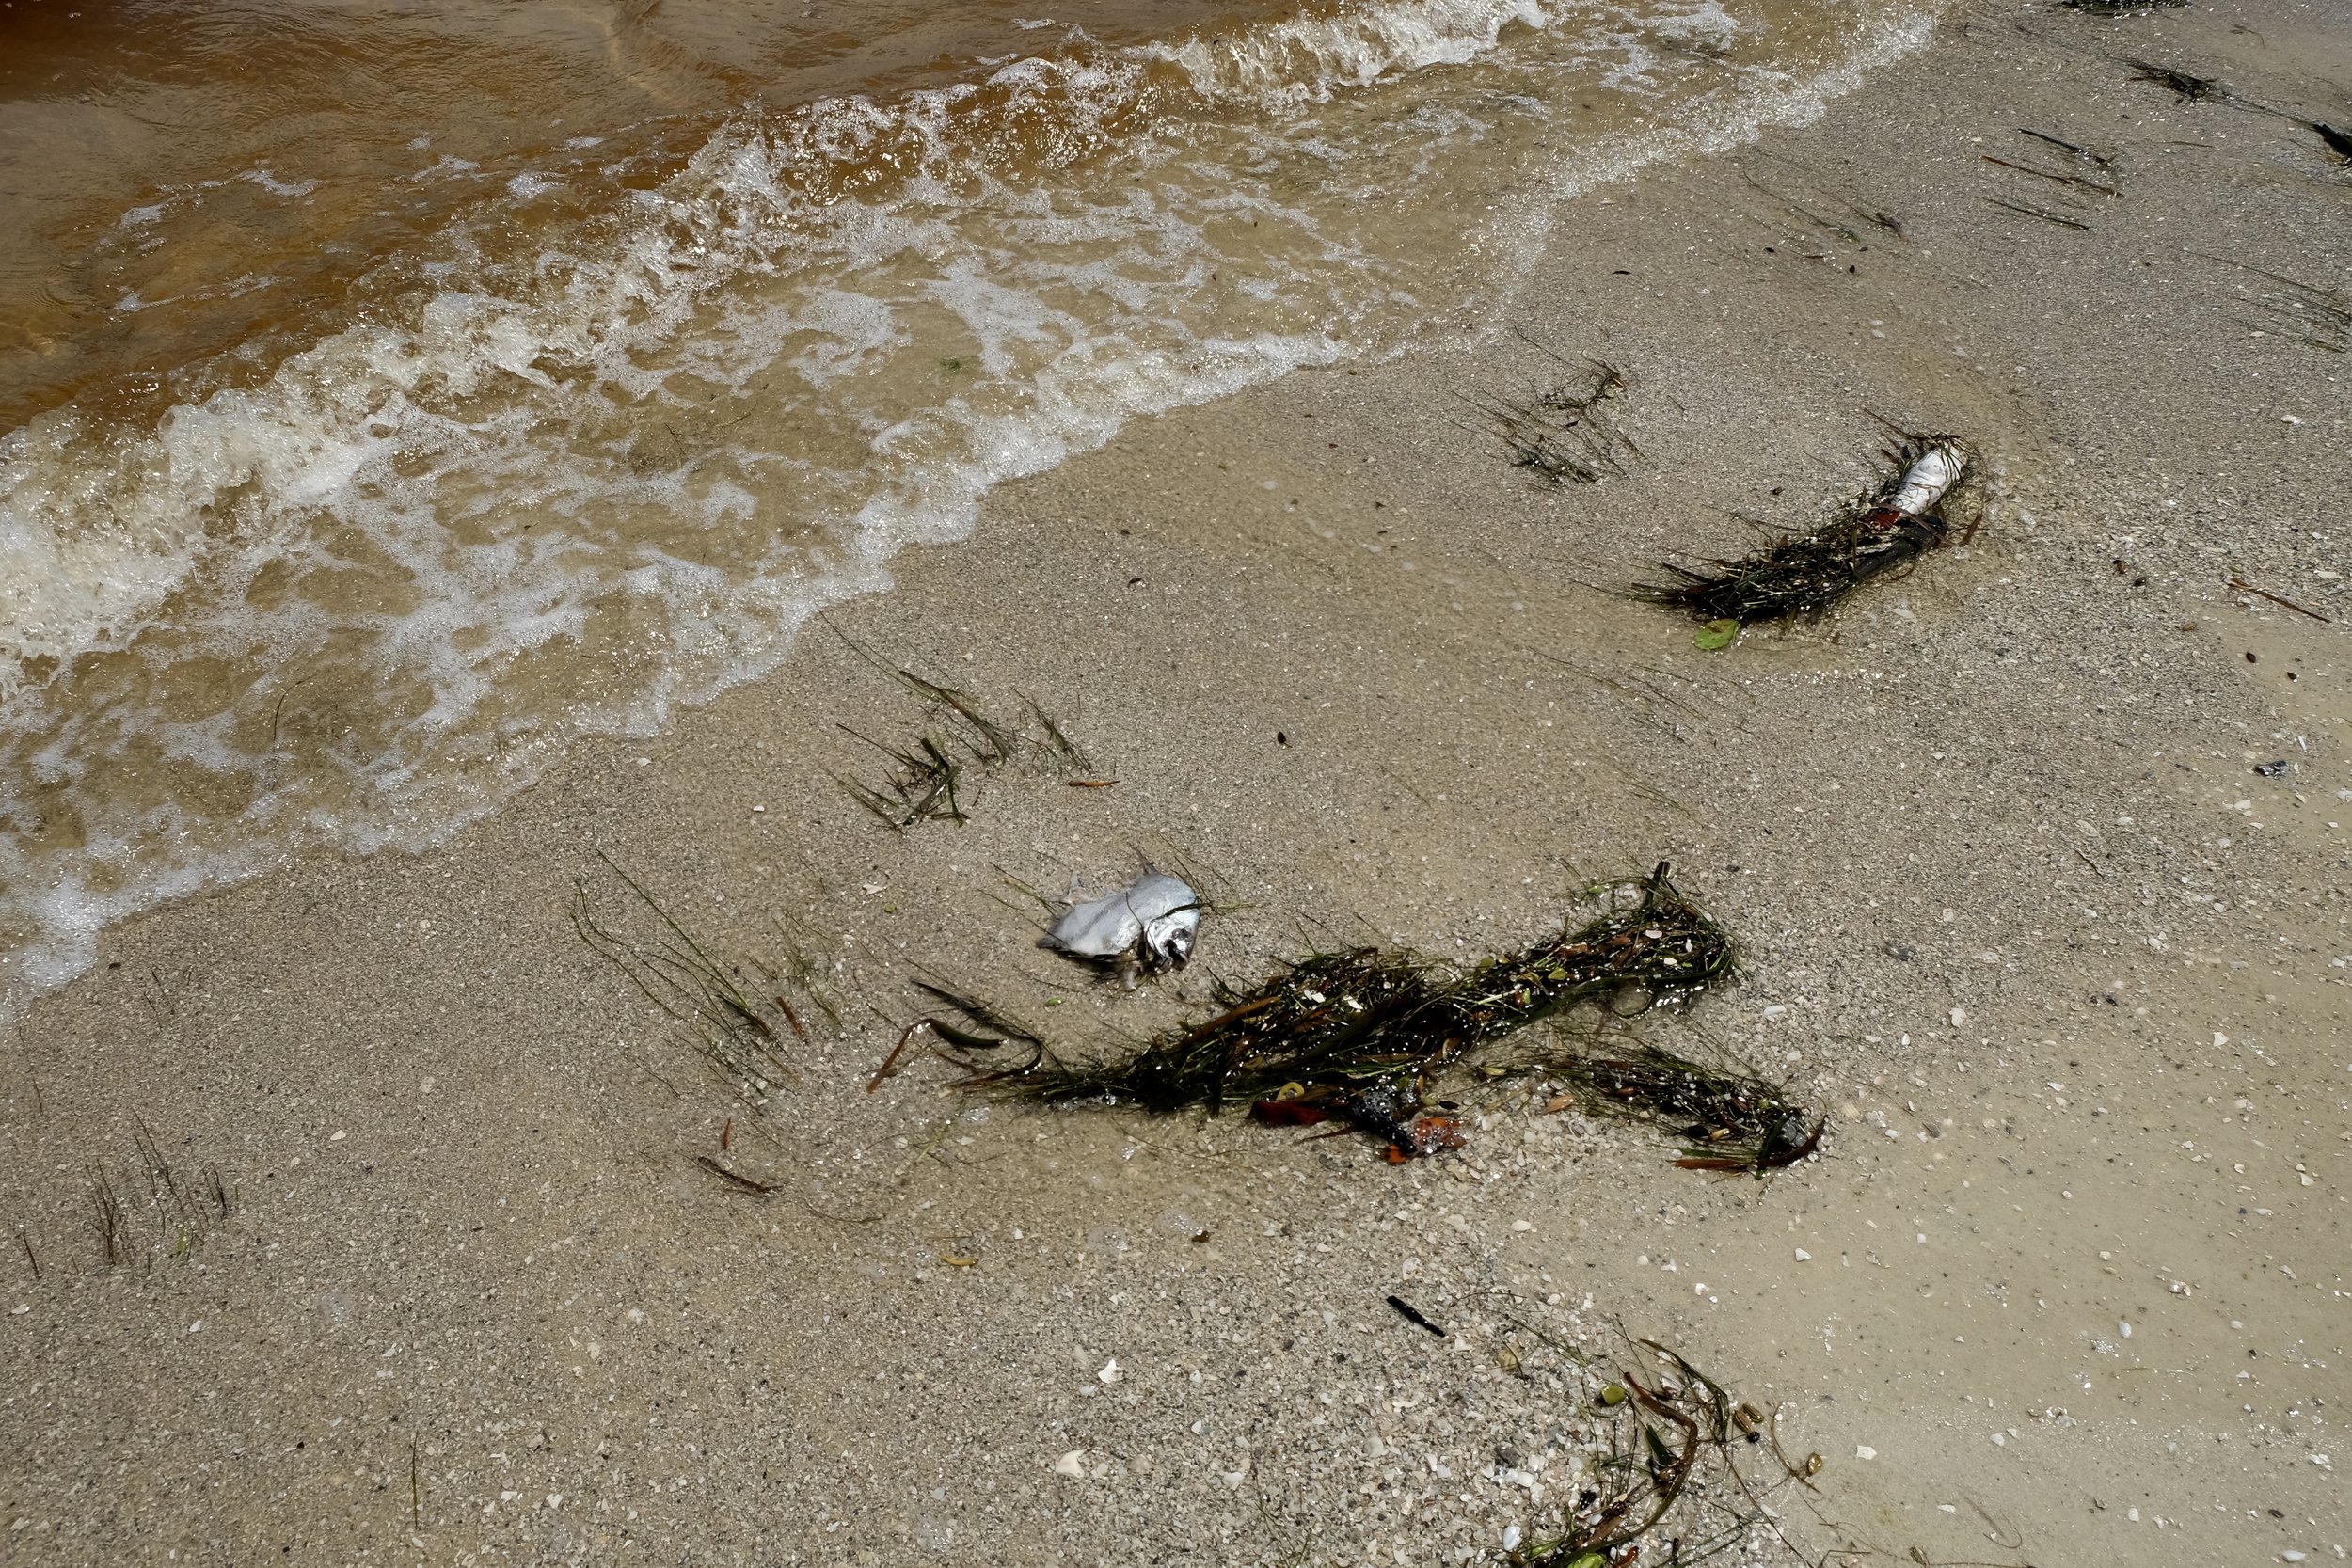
[[4, 3, 2347, 1563]]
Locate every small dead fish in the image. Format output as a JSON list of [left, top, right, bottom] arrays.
[[1882, 440, 1968, 517], [1040, 871, 1200, 977]]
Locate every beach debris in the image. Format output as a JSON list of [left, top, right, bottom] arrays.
[[1638, 431, 1973, 626], [2128, 58, 2225, 103], [1988, 197, 2091, 230], [2020, 127, 2116, 169], [1468, 335, 1638, 485], [2058, 0, 2182, 13], [841, 730, 969, 827], [2227, 576, 2333, 623], [2122, 57, 2350, 166], [1692, 618, 1740, 652], [1981, 151, 2119, 198], [2211, 256, 2352, 352], [1040, 870, 1201, 980], [1504, 1340, 1810, 1568], [569, 852, 835, 1114], [1531, 1047, 1822, 1174], [931, 864, 1773, 1165], [832, 630, 1091, 829], [1733, 151, 1907, 257], [1387, 1294, 1447, 1337], [87, 1117, 233, 1268], [693, 1155, 775, 1196]]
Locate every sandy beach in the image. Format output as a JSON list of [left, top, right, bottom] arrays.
[[4, 1, 2347, 1563]]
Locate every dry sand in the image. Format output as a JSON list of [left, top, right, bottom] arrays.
[[4, 2, 2347, 1563]]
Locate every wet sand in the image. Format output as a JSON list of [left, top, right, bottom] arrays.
[[3, 2, 2347, 1563]]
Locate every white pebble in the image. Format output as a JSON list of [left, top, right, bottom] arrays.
[[1855, 1445, 1877, 1461], [1053, 1450, 1087, 1479], [1502, 1524, 1523, 1551], [1097, 1358, 1122, 1385], [1794, 1248, 1811, 1261], [2120, 1321, 2132, 1338]]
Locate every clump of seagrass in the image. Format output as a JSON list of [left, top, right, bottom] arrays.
[[2127, 58, 2225, 102], [933, 864, 1746, 1162], [1638, 431, 1972, 626], [569, 852, 837, 1114], [1434, 865, 1734, 1037], [833, 631, 1089, 829], [2061, 0, 2183, 14], [1505, 1339, 1815, 1568], [1468, 337, 1640, 486], [1540, 1047, 1821, 1173], [88, 1116, 233, 1269]]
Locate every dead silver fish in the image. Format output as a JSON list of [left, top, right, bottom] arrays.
[[1041, 872, 1200, 976], [1883, 440, 1968, 517]]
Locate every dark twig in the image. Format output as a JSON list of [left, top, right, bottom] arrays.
[[693, 1155, 776, 1196], [2228, 576, 2333, 623], [2019, 128, 2114, 168], [1981, 154, 2118, 195], [1387, 1295, 1446, 1337], [1987, 197, 2090, 230]]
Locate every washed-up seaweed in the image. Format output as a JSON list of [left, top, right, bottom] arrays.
[[1431, 867, 1733, 1038], [569, 853, 835, 1114], [1468, 341, 1640, 486], [87, 1117, 234, 1269], [931, 865, 1798, 1169], [1538, 1047, 1821, 1173], [1638, 433, 1971, 626], [2128, 58, 2226, 103], [1505, 1340, 1813, 1568], [832, 629, 1089, 829]]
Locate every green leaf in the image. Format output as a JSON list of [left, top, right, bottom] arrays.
[[1693, 618, 1740, 651]]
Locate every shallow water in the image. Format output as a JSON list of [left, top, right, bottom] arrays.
[[0, 0, 1934, 1006]]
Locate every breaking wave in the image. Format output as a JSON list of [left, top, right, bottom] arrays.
[[0, 0, 1937, 1006]]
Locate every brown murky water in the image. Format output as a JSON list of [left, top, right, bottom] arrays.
[[0, 0, 1936, 1006]]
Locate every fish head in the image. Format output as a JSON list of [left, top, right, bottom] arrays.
[[1140, 905, 1200, 970]]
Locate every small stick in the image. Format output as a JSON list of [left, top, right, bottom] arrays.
[[410, 1441, 421, 1532], [771, 995, 810, 1044], [2227, 576, 2333, 623], [17, 1227, 38, 1281], [867, 1021, 931, 1091], [1386, 1294, 1446, 1338], [1987, 198, 2090, 230], [1064, 779, 1120, 788], [2019, 127, 2113, 167], [1980, 155, 2117, 195], [693, 1156, 775, 1196]]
